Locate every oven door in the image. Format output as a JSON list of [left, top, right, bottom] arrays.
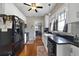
[[48, 37, 56, 56]]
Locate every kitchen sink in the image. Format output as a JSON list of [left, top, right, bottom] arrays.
[[73, 37, 79, 43]]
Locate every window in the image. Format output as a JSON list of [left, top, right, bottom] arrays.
[[50, 18, 55, 31], [58, 11, 66, 31], [50, 17, 57, 31]]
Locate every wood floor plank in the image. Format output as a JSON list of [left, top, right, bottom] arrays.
[[16, 36, 47, 56]]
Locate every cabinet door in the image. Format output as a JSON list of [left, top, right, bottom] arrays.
[[57, 45, 64, 56], [67, 4, 79, 23], [48, 38, 56, 56], [71, 45, 79, 56], [57, 44, 71, 56]]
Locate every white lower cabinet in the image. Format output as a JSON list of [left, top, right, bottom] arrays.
[[71, 45, 79, 56], [57, 44, 71, 56], [57, 44, 79, 56]]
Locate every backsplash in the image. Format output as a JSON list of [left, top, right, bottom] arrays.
[[70, 22, 79, 37]]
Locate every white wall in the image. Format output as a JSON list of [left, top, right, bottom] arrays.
[[4, 3, 26, 22], [0, 3, 5, 14], [25, 16, 44, 41]]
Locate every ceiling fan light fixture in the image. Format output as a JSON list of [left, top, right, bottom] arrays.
[[24, 3, 43, 13], [31, 7, 36, 10], [31, 3, 36, 10]]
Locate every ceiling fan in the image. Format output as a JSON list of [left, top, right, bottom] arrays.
[[24, 3, 43, 13]]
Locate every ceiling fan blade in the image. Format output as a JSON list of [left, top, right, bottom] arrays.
[[28, 8, 32, 11], [35, 9, 38, 12], [24, 3, 31, 6], [36, 6, 43, 8]]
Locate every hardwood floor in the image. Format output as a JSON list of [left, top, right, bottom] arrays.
[[16, 36, 48, 56]]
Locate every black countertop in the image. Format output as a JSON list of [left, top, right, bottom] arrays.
[[48, 34, 79, 47], [48, 35, 72, 44]]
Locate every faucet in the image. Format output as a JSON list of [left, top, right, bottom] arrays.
[[74, 34, 79, 42]]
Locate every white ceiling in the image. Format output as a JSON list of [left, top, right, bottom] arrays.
[[14, 3, 56, 17]]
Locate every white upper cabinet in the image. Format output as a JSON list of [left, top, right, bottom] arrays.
[[44, 15, 50, 28], [50, 4, 79, 24], [67, 4, 79, 23]]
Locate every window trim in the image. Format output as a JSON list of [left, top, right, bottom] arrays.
[[58, 10, 66, 31]]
